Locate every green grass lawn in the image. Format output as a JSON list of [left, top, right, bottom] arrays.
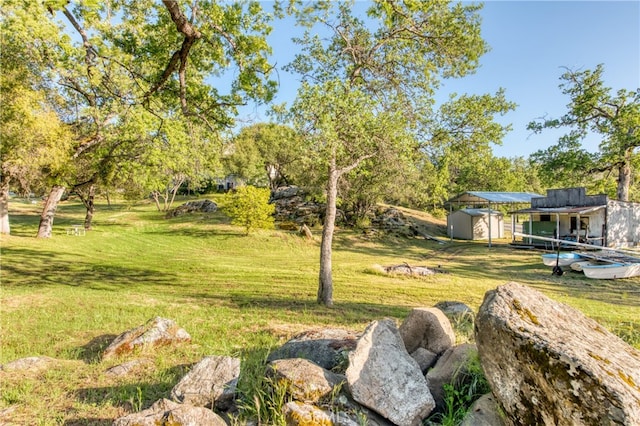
[[1, 195, 639, 424]]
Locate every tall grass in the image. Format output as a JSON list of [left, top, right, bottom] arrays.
[[1, 195, 639, 424]]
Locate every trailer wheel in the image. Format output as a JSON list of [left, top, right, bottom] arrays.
[[552, 265, 563, 276]]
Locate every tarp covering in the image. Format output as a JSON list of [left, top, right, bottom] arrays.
[[445, 191, 544, 207]]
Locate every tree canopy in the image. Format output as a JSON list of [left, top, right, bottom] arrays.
[[529, 64, 640, 201], [283, 0, 512, 306], [1, 0, 279, 236]]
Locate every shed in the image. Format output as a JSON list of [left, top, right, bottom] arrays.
[[445, 191, 543, 246], [447, 209, 504, 240], [511, 187, 640, 248]]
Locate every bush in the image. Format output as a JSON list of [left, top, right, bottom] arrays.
[[225, 186, 275, 235]]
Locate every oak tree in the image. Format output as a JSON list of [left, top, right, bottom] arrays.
[[285, 0, 490, 306], [528, 65, 640, 201]]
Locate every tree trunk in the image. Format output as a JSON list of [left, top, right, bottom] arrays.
[[0, 184, 10, 235], [318, 167, 339, 307], [37, 185, 65, 238], [83, 184, 95, 230], [616, 158, 632, 202]]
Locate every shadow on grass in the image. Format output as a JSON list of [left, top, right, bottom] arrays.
[[63, 418, 113, 426], [191, 291, 412, 326], [78, 334, 118, 364], [72, 363, 190, 424], [1, 247, 179, 291]]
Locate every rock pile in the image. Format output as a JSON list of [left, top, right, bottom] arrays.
[[270, 185, 324, 227], [166, 199, 218, 218], [4, 283, 639, 426]]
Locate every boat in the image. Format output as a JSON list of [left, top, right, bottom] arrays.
[[582, 262, 640, 279], [541, 252, 584, 267], [570, 260, 594, 272]]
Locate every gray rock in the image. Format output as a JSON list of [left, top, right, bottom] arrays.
[[399, 307, 456, 355], [0, 356, 56, 372], [113, 398, 226, 426], [105, 359, 153, 377], [267, 358, 345, 404], [267, 328, 358, 371], [410, 347, 438, 374], [346, 319, 435, 426], [460, 393, 506, 426], [103, 317, 191, 359], [171, 355, 240, 410], [270, 186, 302, 200], [434, 301, 475, 318], [426, 343, 479, 412], [167, 200, 218, 217], [476, 282, 640, 425]]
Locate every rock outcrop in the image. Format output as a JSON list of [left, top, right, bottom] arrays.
[[166, 200, 218, 218], [475, 282, 640, 425], [102, 317, 191, 359], [270, 186, 324, 226]]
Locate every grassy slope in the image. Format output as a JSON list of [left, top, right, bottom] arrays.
[[1, 195, 639, 424]]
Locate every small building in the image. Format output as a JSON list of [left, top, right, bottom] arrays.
[[215, 174, 244, 192], [512, 187, 640, 248], [445, 191, 544, 246], [447, 208, 504, 240]]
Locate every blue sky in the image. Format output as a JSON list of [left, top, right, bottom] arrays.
[[237, 1, 640, 159]]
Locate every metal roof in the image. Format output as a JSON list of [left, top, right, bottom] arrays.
[[454, 208, 503, 217], [445, 191, 544, 206], [511, 205, 606, 215]]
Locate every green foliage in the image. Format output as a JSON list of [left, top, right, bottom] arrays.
[[428, 354, 492, 426], [235, 345, 289, 426], [224, 185, 275, 235], [528, 64, 640, 201], [224, 123, 304, 190]]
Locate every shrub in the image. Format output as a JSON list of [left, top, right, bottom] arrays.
[[225, 186, 275, 235]]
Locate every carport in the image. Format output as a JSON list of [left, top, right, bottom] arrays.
[[445, 191, 544, 247]]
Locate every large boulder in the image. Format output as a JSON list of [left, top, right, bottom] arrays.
[[399, 307, 456, 355], [476, 282, 640, 425], [267, 328, 359, 371], [103, 317, 191, 359], [170, 355, 240, 410], [346, 319, 435, 426]]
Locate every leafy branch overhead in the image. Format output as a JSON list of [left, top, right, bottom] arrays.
[[48, 0, 277, 130]]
